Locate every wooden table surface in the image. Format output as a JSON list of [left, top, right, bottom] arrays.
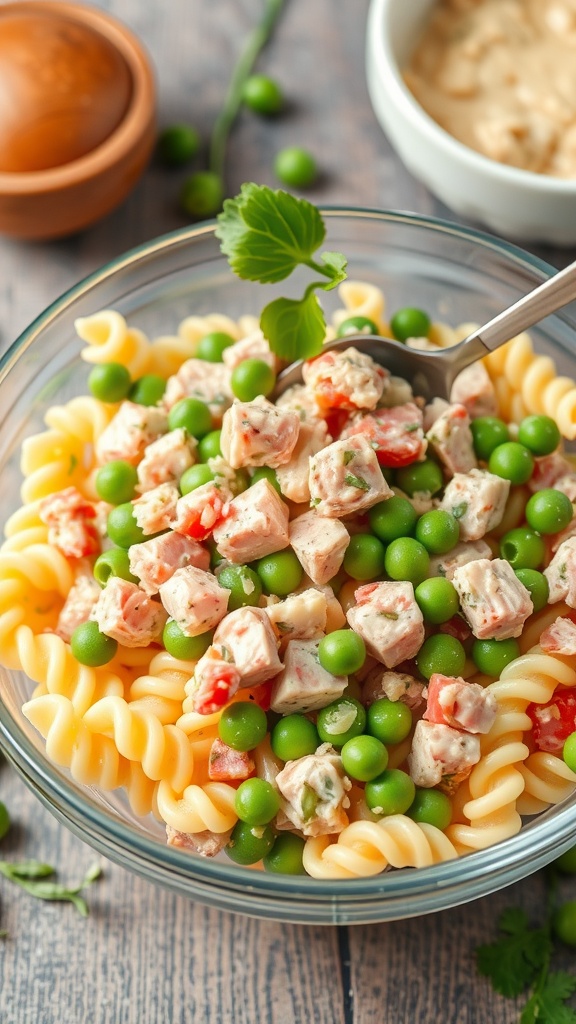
[[1, 2, 576, 1021]]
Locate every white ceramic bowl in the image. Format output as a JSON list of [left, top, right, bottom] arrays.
[[366, 0, 576, 246]]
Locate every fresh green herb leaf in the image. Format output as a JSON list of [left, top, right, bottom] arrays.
[[344, 473, 370, 492], [216, 184, 348, 361], [452, 502, 468, 519], [521, 973, 576, 1024], [476, 907, 550, 998], [0, 859, 102, 916], [343, 450, 355, 466]]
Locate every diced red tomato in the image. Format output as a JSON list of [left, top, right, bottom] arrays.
[[343, 404, 426, 468], [527, 692, 576, 753], [208, 738, 255, 781], [439, 615, 472, 644], [194, 658, 240, 715]]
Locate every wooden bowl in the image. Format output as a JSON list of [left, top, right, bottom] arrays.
[[0, 1, 156, 240]]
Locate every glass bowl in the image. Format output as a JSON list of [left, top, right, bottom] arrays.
[[2, 208, 576, 925]]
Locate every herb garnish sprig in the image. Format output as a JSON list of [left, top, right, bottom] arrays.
[[216, 183, 347, 361]]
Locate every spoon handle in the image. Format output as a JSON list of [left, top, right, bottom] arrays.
[[463, 258, 576, 354]]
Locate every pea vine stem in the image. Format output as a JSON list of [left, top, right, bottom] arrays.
[[209, 0, 287, 184]]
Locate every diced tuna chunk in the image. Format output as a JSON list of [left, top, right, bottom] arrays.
[[188, 646, 241, 715], [163, 359, 232, 423], [136, 428, 196, 493], [269, 639, 347, 715], [275, 744, 351, 836], [528, 452, 574, 493], [544, 537, 576, 607], [275, 383, 326, 425], [540, 616, 576, 656], [302, 346, 388, 412], [423, 397, 451, 433], [276, 421, 329, 503], [452, 557, 533, 640], [346, 581, 425, 668], [552, 474, 576, 504], [407, 719, 481, 793], [95, 401, 168, 465], [166, 825, 232, 856], [341, 403, 427, 469], [428, 539, 493, 580], [92, 577, 167, 647], [222, 330, 276, 370], [159, 566, 229, 636], [129, 532, 210, 595], [208, 738, 254, 781], [39, 486, 100, 559], [264, 588, 327, 644], [295, 578, 347, 632], [55, 569, 101, 642], [212, 479, 289, 563], [173, 482, 229, 541], [439, 468, 510, 541], [423, 674, 497, 734], [289, 511, 350, 585], [309, 435, 392, 518], [212, 606, 282, 686], [425, 403, 477, 476], [221, 397, 300, 470], [361, 668, 425, 711], [450, 362, 498, 420], [132, 483, 179, 535]]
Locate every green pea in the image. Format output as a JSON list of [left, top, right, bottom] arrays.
[[416, 634, 466, 680], [0, 800, 10, 840], [95, 459, 138, 505], [368, 495, 418, 542], [198, 429, 223, 461], [234, 778, 281, 826], [341, 735, 388, 782], [518, 414, 561, 456], [106, 503, 145, 548], [217, 564, 262, 610], [179, 463, 215, 495], [364, 768, 415, 816], [129, 374, 166, 406], [218, 702, 268, 752], [226, 821, 276, 866], [336, 315, 379, 338], [180, 170, 224, 219], [196, 332, 236, 362], [316, 697, 366, 748], [251, 466, 281, 494], [167, 397, 212, 439], [563, 732, 576, 773], [470, 417, 509, 461], [553, 901, 576, 947], [271, 714, 319, 761], [415, 509, 460, 555], [242, 74, 283, 115], [93, 548, 138, 587], [231, 359, 276, 402], [318, 630, 366, 676], [343, 533, 386, 581], [162, 621, 213, 661], [256, 550, 302, 597], [500, 526, 545, 570], [525, 488, 574, 535], [263, 833, 306, 874], [367, 697, 412, 745], [390, 307, 431, 342], [396, 459, 443, 498], [514, 568, 549, 612], [157, 123, 200, 167], [471, 637, 521, 676], [88, 362, 132, 403], [70, 621, 118, 667], [414, 576, 459, 624], [488, 441, 534, 485], [407, 788, 452, 829], [384, 537, 430, 586], [274, 146, 318, 188]]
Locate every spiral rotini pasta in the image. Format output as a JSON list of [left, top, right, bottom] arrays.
[[127, 651, 197, 724], [75, 309, 152, 377], [156, 780, 238, 834]]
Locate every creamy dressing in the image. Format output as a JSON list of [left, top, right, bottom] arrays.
[[404, 0, 576, 177]]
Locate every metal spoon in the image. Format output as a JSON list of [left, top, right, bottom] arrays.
[[274, 258, 576, 402]]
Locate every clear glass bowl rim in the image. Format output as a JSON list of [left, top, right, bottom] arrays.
[[2, 205, 576, 923]]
